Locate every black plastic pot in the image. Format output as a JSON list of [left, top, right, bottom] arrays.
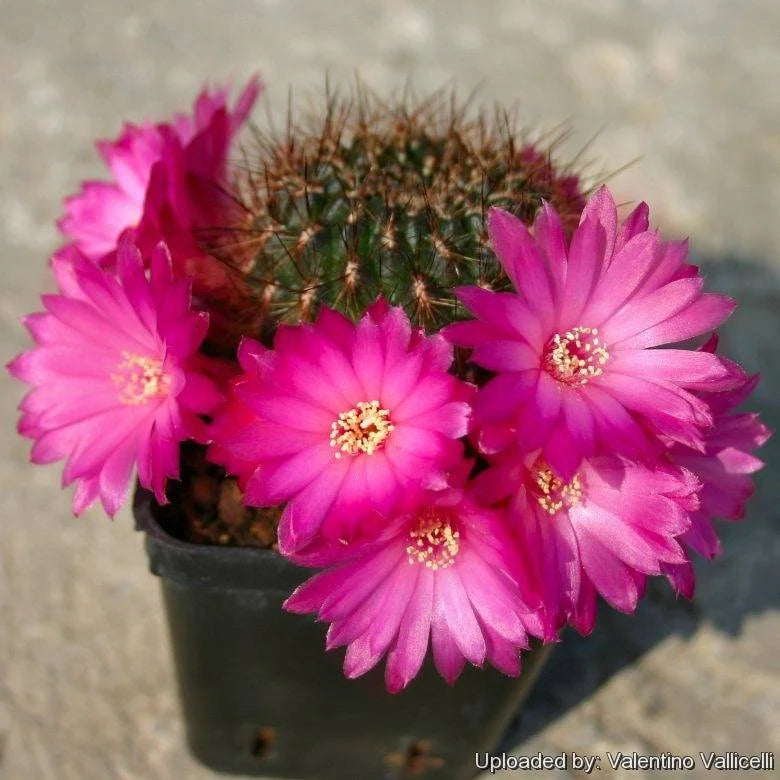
[[135, 488, 550, 779]]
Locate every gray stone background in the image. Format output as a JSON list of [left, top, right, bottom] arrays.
[[1, 1, 778, 778]]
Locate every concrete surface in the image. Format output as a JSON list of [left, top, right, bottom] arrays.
[[1, 1, 778, 778]]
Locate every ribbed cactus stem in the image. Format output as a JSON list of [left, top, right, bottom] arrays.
[[210, 86, 587, 336]]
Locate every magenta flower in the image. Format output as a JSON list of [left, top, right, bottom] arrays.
[[58, 77, 260, 265], [209, 299, 472, 554], [661, 347, 769, 596], [284, 475, 539, 692], [476, 452, 700, 637], [207, 338, 265, 481], [7, 241, 222, 516], [444, 186, 744, 479]]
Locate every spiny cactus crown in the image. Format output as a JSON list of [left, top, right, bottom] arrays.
[[211, 86, 586, 336]]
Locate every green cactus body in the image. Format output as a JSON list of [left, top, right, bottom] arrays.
[[210, 87, 586, 339]]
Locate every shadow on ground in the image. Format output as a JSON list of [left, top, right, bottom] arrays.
[[501, 252, 780, 747]]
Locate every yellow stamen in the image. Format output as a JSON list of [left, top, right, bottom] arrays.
[[406, 508, 460, 570], [543, 326, 609, 386], [533, 462, 583, 515], [329, 400, 394, 458], [111, 351, 170, 405]]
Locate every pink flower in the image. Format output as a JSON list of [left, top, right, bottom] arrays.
[[661, 348, 769, 597], [444, 186, 744, 479], [208, 299, 472, 554], [284, 475, 539, 692], [7, 241, 222, 516], [476, 452, 700, 637], [206, 339, 264, 480], [58, 77, 260, 266]]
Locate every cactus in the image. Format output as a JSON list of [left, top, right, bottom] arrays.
[[208, 85, 587, 337]]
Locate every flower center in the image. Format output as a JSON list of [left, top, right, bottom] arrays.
[[532, 462, 583, 515], [543, 326, 609, 386], [111, 351, 170, 405], [406, 508, 460, 570], [329, 400, 394, 459]]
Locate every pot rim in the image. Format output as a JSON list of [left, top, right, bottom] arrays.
[[134, 486, 309, 593]]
